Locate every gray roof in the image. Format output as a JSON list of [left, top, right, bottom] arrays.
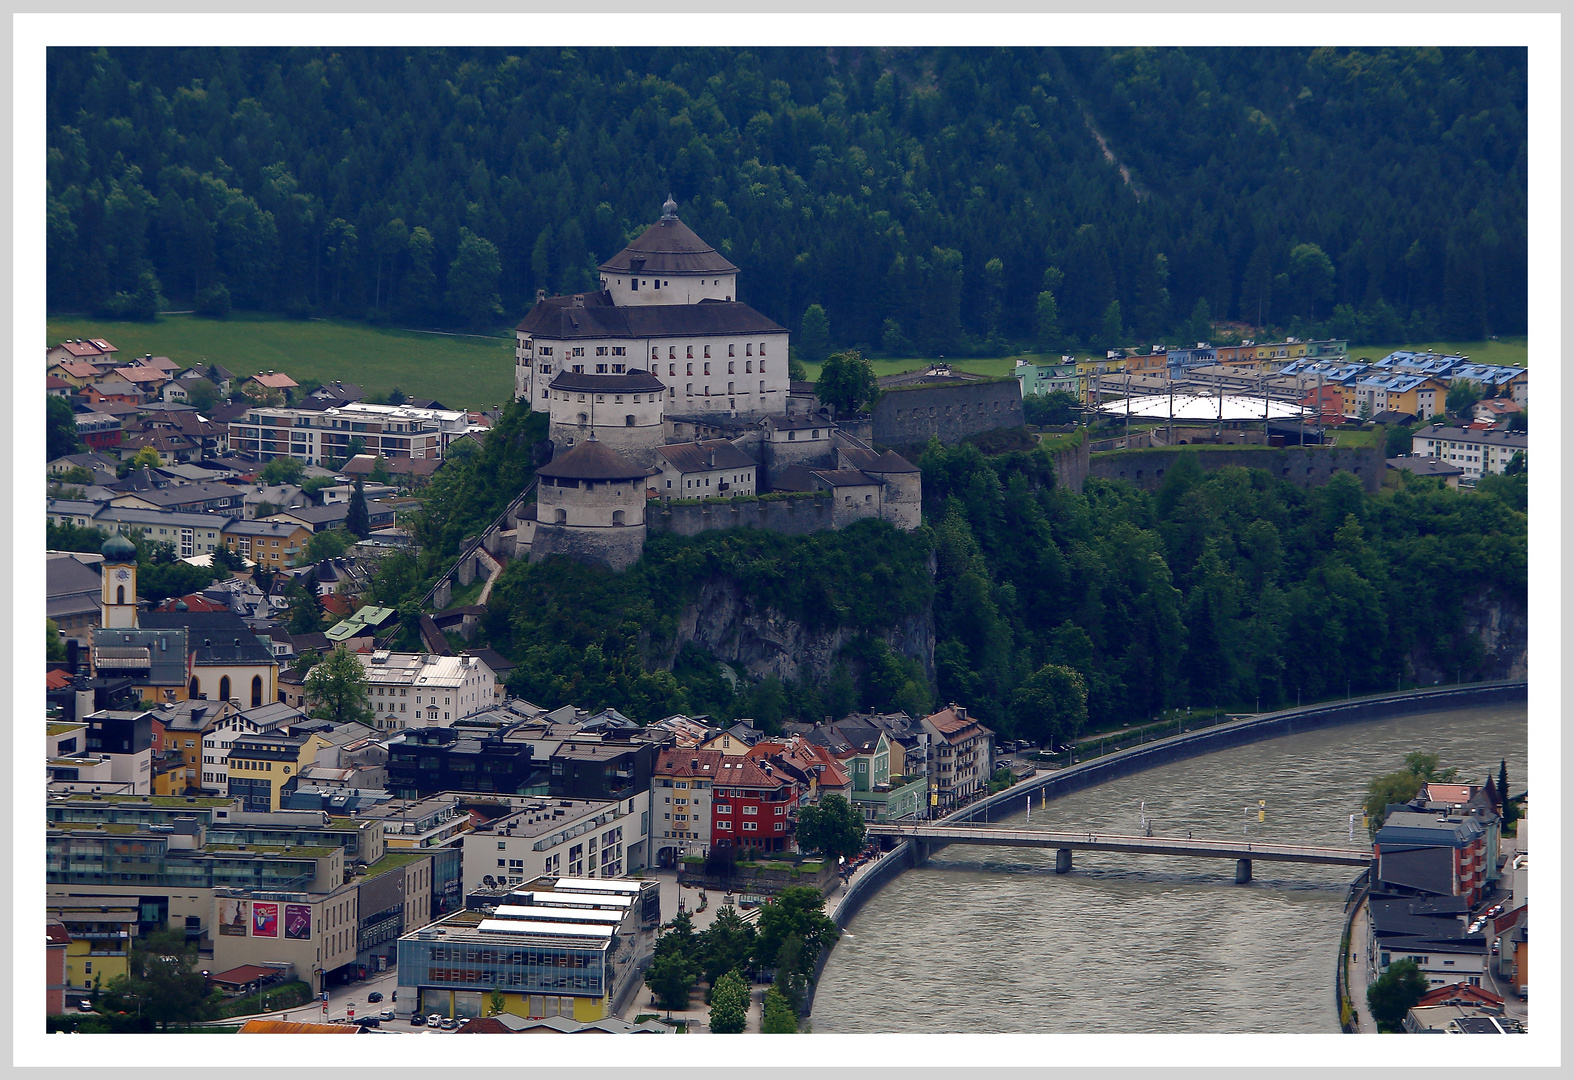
[[518, 294, 784, 341], [1414, 424, 1527, 449], [48, 555, 103, 599], [839, 447, 920, 474], [1388, 457, 1464, 477], [548, 369, 666, 394], [656, 439, 757, 474], [90, 627, 189, 685], [536, 438, 651, 481], [597, 214, 738, 275], [113, 483, 245, 510]]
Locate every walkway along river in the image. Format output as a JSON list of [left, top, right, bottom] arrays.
[[809, 688, 1526, 1033]]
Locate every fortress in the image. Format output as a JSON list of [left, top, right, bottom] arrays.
[[497, 197, 922, 571]]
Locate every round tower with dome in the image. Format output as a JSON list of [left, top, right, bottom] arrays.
[[528, 436, 654, 572]]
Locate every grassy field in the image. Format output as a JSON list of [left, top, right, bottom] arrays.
[[44, 311, 1526, 414], [1343, 337, 1528, 367], [46, 312, 516, 411]]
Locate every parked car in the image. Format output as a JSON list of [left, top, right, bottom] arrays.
[[427, 1014, 443, 1027], [355, 1017, 380, 1029], [379, 1009, 395, 1021], [76, 1000, 93, 1012], [367, 991, 383, 1003], [440, 1017, 458, 1030], [409, 1013, 426, 1026]]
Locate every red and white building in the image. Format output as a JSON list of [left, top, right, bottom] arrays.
[[710, 757, 798, 854]]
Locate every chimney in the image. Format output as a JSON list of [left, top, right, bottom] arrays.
[[536, 289, 546, 305]]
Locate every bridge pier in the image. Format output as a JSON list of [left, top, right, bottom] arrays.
[[1235, 859, 1252, 884], [1055, 848, 1072, 874]]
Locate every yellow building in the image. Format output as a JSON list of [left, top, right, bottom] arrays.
[[47, 898, 139, 993], [226, 729, 332, 812], [1076, 355, 1128, 404], [220, 519, 313, 572]]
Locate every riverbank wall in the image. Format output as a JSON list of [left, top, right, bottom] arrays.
[[806, 681, 1525, 1021]]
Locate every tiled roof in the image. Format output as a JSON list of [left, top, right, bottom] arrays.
[[536, 438, 651, 481], [598, 214, 738, 275], [655, 748, 725, 777], [549, 369, 666, 394], [518, 296, 785, 340], [657, 439, 757, 474], [246, 372, 299, 388]]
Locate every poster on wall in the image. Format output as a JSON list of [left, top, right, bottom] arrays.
[[284, 904, 312, 940], [219, 898, 250, 937], [252, 902, 279, 937]]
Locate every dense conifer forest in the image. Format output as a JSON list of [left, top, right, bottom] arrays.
[[48, 46, 1525, 349]]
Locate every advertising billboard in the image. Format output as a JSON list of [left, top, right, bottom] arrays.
[[284, 903, 313, 940], [219, 898, 250, 937], [252, 901, 279, 937]]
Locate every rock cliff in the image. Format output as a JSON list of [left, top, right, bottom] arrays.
[[663, 573, 936, 686], [1404, 588, 1528, 684]]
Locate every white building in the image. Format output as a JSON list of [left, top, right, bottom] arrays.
[[228, 402, 477, 466], [654, 439, 758, 499], [1409, 425, 1527, 481], [461, 797, 642, 895], [358, 651, 498, 733], [515, 197, 790, 419], [199, 702, 301, 790], [546, 368, 667, 462]]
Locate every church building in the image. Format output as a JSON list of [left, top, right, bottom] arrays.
[[515, 197, 791, 420]]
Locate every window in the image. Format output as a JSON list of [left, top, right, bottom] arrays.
[[669, 347, 677, 359], [687, 346, 694, 359], [743, 806, 758, 815], [760, 343, 767, 356], [728, 344, 735, 357], [746, 361, 753, 373], [687, 363, 693, 375], [743, 821, 758, 831], [669, 364, 677, 376], [717, 820, 732, 830], [704, 363, 711, 375], [746, 344, 753, 356]]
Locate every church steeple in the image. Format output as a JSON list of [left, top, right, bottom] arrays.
[[101, 532, 139, 629]]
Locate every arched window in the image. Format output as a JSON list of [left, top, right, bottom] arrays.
[[554, 508, 567, 524], [190, 677, 201, 699], [625, 415, 635, 427], [219, 676, 231, 702], [116, 586, 125, 605], [251, 675, 263, 708], [578, 412, 588, 425], [612, 510, 625, 525]]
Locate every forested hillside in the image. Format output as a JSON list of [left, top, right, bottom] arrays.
[[426, 411, 1526, 743], [48, 46, 1525, 350]]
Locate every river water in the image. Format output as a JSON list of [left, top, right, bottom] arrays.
[[811, 705, 1527, 1033]]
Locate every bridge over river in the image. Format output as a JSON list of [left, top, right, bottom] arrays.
[[867, 822, 1373, 882]]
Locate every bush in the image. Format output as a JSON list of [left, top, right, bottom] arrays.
[[196, 282, 233, 318]]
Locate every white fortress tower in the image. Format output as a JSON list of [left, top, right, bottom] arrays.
[[546, 368, 666, 466], [529, 437, 654, 572], [515, 196, 790, 419]]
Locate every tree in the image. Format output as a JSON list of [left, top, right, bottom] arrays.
[[184, 377, 221, 413], [1446, 380, 1481, 418], [370, 456, 392, 485], [761, 986, 798, 1033], [754, 887, 838, 977], [47, 618, 66, 662], [1384, 423, 1417, 459], [646, 915, 702, 1013], [47, 396, 83, 459], [1365, 959, 1428, 1032], [798, 304, 831, 366], [444, 228, 504, 329], [196, 281, 232, 317], [260, 456, 305, 485], [1022, 390, 1079, 427], [287, 576, 324, 634], [303, 646, 373, 726], [241, 381, 286, 407], [1181, 296, 1213, 345], [346, 476, 372, 539], [1498, 758, 1519, 829], [1098, 299, 1124, 351], [253, 500, 279, 520], [700, 905, 757, 990], [129, 446, 162, 471], [707, 969, 749, 1034], [1033, 291, 1062, 353], [210, 545, 247, 573], [770, 933, 807, 1013], [794, 793, 866, 862], [387, 386, 407, 405], [488, 988, 506, 1017], [788, 357, 808, 382], [305, 527, 354, 564], [97, 929, 215, 1031], [1287, 243, 1336, 320], [1363, 752, 1458, 836], [814, 350, 879, 416], [1010, 663, 1088, 747]]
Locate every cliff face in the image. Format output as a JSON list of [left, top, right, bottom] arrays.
[[1404, 588, 1528, 684], [664, 574, 936, 685]]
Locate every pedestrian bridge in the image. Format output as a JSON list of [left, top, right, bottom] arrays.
[[866, 822, 1372, 883]]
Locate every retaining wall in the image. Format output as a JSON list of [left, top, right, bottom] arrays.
[[1088, 444, 1386, 493]]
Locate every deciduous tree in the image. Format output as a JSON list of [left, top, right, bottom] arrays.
[[304, 646, 373, 726]]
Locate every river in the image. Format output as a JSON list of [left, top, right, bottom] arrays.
[[810, 705, 1527, 1033]]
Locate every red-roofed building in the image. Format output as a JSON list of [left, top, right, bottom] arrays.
[[47, 921, 71, 1014], [710, 755, 798, 853], [244, 372, 299, 391], [653, 748, 723, 865], [1415, 982, 1505, 1012], [47, 668, 72, 691], [154, 594, 231, 614], [921, 704, 994, 811], [48, 360, 107, 387], [47, 338, 118, 367], [47, 374, 74, 398]]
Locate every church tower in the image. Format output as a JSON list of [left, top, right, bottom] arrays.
[[100, 533, 139, 629]]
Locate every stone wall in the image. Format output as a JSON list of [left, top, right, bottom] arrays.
[[1088, 444, 1386, 493], [648, 495, 839, 538], [528, 522, 646, 572], [871, 379, 1026, 447]]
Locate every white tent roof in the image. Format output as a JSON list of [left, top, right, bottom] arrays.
[[1094, 393, 1306, 422]]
